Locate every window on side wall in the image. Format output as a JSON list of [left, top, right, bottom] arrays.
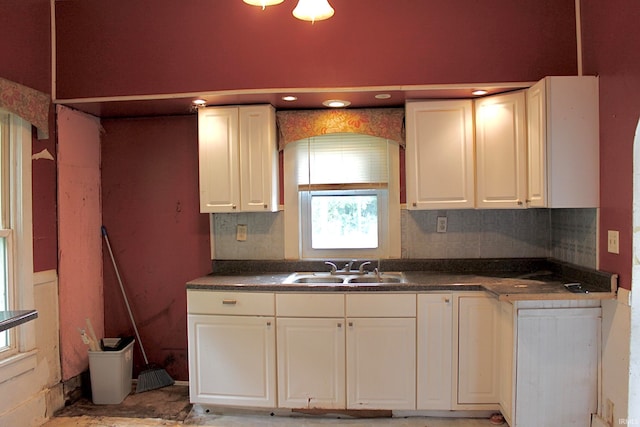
[[285, 133, 399, 260], [0, 110, 33, 362]]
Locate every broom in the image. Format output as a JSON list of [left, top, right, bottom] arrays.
[[101, 226, 175, 393]]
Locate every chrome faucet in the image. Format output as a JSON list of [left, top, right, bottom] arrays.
[[345, 259, 357, 272]]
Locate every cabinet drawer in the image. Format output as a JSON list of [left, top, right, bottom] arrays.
[[276, 293, 344, 317], [346, 293, 416, 317], [187, 290, 274, 315]]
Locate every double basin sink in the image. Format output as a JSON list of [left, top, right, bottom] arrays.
[[283, 271, 406, 285]]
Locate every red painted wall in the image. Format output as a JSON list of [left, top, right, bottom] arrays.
[[54, 0, 578, 99], [0, 0, 58, 272], [581, 0, 640, 290], [101, 116, 211, 380]]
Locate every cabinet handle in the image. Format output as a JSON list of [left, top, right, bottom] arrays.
[[232, 205, 237, 210], [412, 202, 417, 207], [337, 322, 342, 328], [263, 204, 268, 209], [266, 321, 271, 326], [517, 200, 523, 206], [444, 297, 450, 303], [222, 299, 237, 305], [348, 321, 353, 327]]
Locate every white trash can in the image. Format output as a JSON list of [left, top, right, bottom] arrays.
[[88, 339, 134, 404]]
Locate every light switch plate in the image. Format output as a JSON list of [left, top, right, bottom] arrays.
[[607, 230, 619, 254]]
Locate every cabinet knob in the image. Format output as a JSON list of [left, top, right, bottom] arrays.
[[266, 321, 271, 326], [517, 200, 523, 206], [348, 321, 353, 327], [232, 205, 237, 210], [412, 202, 417, 207], [444, 297, 450, 303], [264, 204, 268, 209], [337, 322, 342, 328]]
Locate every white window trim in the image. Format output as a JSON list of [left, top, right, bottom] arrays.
[[284, 141, 401, 260], [0, 112, 36, 382]]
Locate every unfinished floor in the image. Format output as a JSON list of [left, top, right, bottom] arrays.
[[42, 385, 500, 426]]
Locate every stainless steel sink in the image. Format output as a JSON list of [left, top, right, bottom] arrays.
[[282, 272, 406, 285]]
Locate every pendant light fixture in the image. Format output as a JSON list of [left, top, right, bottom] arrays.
[[292, 0, 334, 23], [243, 0, 284, 10]]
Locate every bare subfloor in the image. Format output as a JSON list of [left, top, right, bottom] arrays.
[[42, 385, 500, 427]]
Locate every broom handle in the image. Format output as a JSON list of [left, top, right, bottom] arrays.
[[102, 226, 150, 366]]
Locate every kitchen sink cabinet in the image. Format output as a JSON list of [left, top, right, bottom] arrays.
[[187, 291, 277, 407], [455, 294, 500, 409], [475, 91, 528, 209], [198, 105, 278, 213], [405, 100, 475, 210], [275, 294, 345, 409], [416, 293, 453, 410], [526, 76, 599, 208]]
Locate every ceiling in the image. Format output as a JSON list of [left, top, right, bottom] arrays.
[[59, 83, 533, 119]]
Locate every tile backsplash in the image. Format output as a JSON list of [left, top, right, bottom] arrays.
[[213, 208, 598, 269]]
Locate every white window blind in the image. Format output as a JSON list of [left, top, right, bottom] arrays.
[[294, 133, 389, 186]]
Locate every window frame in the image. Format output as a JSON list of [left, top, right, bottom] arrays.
[[284, 135, 401, 260], [0, 110, 36, 378]]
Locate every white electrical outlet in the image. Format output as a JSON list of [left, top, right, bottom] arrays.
[[437, 216, 447, 233], [236, 224, 248, 241], [607, 230, 619, 254]]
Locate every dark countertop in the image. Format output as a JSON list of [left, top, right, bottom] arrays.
[[0, 310, 38, 332], [187, 258, 617, 301]]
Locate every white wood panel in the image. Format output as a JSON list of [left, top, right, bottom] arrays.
[[515, 307, 600, 426], [187, 290, 274, 316], [276, 293, 344, 318], [405, 100, 475, 209], [346, 317, 416, 409], [417, 293, 453, 410], [457, 295, 500, 405], [198, 107, 239, 212], [187, 314, 276, 407], [497, 301, 515, 425], [346, 293, 416, 317], [475, 91, 527, 209], [277, 317, 345, 409]]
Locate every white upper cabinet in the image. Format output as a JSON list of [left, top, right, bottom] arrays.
[[526, 76, 599, 208], [405, 100, 475, 209], [198, 105, 278, 213], [475, 91, 528, 209]]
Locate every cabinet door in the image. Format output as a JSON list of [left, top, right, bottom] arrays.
[[277, 317, 345, 409], [239, 105, 278, 212], [475, 91, 527, 209], [346, 317, 416, 410], [198, 107, 240, 213], [456, 295, 500, 405], [417, 294, 453, 410], [526, 79, 547, 207], [405, 100, 475, 209], [497, 301, 515, 425], [515, 307, 600, 426], [187, 314, 276, 407]]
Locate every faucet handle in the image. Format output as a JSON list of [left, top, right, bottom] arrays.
[[358, 261, 372, 274], [324, 261, 338, 274]]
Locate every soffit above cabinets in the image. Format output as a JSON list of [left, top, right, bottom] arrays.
[[56, 82, 534, 119]]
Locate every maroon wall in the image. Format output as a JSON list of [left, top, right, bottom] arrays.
[[582, 0, 640, 290], [0, 0, 57, 272], [101, 116, 211, 380], [55, 0, 578, 99]]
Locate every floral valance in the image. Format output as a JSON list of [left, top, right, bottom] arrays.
[[0, 77, 50, 139], [276, 108, 405, 150]]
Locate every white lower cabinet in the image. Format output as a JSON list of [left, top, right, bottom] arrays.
[[417, 293, 453, 410], [187, 314, 276, 407], [455, 294, 500, 408], [276, 293, 346, 409], [346, 317, 416, 409]]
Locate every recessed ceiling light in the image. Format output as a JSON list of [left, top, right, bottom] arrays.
[[322, 99, 351, 108], [192, 99, 207, 107], [472, 90, 488, 96], [375, 93, 391, 99], [282, 96, 298, 102]]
